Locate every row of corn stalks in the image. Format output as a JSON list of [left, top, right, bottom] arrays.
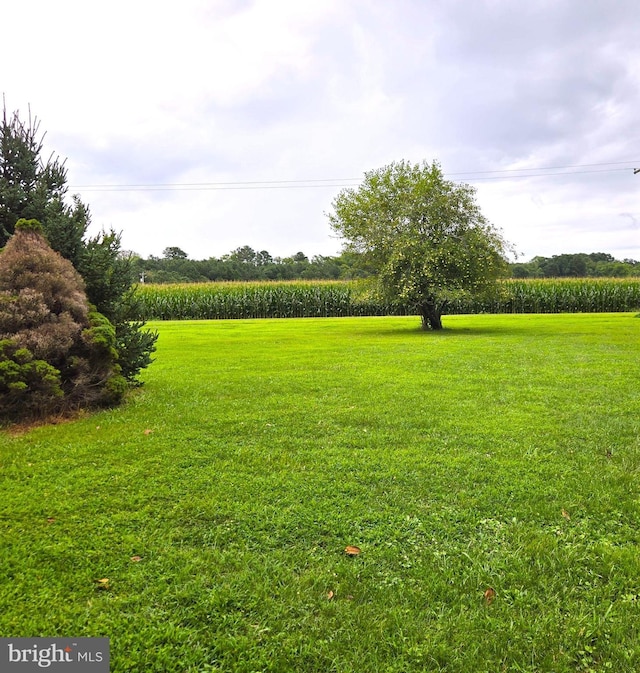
[[133, 278, 640, 320]]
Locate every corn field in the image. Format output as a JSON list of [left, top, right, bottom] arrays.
[[134, 278, 640, 320], [451, 278, 640, 314], [133, 281, 401, 320]]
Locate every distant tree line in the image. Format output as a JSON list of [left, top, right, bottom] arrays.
[[128, 247, 639, 283], [129, 246, 373, 283], [510, 253, 639, 278]]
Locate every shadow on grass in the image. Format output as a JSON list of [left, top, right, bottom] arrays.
[[364, 314, 565, 338], [359, 326, 509, 339]]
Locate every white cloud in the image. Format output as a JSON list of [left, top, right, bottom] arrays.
[[2, 0, 639, 260]]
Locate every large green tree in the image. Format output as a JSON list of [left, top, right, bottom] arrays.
[[0, 103, 156, 383], [328, 160, 512, 329]]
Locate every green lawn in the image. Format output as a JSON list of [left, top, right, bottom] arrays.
[[2, 314, 640, 672]]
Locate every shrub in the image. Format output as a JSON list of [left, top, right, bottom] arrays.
[[0, 339, 63, 418], [0, 220, 126, 421]]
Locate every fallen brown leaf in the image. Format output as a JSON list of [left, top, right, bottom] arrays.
[[46, 517, 55, 524], [327, 590, 334, 600], [561, 509, 571, 520], [130, 555, 142, 562], [344, 545, 361, 556], [94, 578, 110, 590], [484, 587, 496, 605], [143, 429, 153, 435]]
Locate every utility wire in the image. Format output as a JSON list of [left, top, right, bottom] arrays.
[[458, 167, 631, 181], [446, 160, 640, 175], [69, 161, 639, 192], [73, 183, 361, 192], [70, 179, 362, 190]]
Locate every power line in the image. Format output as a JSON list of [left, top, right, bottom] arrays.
[[72, 177, 360, 187], [72, 182, 361, 192], [69, 161, 639, 192], [459, 167, 631, 181], [446, 160, 640, 175]]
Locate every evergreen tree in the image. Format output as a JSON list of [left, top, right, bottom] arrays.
[[0, 102, 156, 384], [0, 219, 127, 419]]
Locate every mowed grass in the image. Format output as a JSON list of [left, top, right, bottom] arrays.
[[1, 313, 640, 672]]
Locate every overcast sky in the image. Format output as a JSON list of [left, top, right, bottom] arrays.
[[2, 0, 639, 261]]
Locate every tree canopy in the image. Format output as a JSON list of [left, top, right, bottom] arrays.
[[328, 160, 512, 329], [162, 246, 188, 260]]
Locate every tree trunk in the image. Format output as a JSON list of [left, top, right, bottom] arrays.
[[420, 306, 443, 330]]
